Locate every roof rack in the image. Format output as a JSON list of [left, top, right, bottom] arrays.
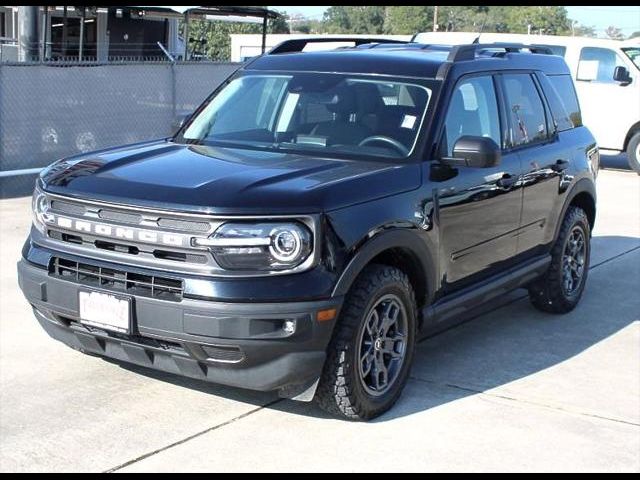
[[447, 43, 554, 62], [268, 37, 408, 55]]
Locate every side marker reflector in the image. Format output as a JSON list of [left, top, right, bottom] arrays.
[[317, 308, 337, 322]]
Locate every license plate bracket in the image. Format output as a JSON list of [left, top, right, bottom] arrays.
[[78, 289, 132, 334]]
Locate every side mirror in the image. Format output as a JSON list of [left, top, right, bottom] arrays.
[[441, 136, 501, 168], [171, 111, 193, 135], [613, 66, 632, 85]]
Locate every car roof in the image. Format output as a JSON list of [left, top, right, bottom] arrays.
[[246, 42, 571, 78]]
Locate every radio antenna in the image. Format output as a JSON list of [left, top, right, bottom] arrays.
[[472, 14, 488, 44]]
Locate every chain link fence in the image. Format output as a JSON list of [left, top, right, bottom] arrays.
[[0, 60, 241, 197]]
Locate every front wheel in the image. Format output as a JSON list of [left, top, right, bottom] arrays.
[[528, 206, 591, 314], [315, 264, 417, 420], [626, 131, 640, 174]]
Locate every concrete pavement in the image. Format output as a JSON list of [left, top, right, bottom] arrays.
[[1, 165, 638, 472]]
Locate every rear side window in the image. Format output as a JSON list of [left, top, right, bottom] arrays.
[[502, 74, 548, 148], [536, 44, 567, 57], [547, 74, 582, 129]]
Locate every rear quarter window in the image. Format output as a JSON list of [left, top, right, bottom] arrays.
[[547, 74, 582, 130]]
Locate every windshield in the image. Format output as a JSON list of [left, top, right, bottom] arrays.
[[177, 72, 432, 159], [622, 47, 640, 70]]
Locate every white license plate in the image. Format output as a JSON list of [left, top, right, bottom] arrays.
[[79, 290, 131, 333]]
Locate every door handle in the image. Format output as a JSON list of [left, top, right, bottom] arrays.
[[551, 159, 569, 172], [497, 173, 517, 189]]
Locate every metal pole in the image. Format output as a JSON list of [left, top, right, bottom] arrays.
[[18, 6, 39, 61], [42, 6, 48, 60], [62, 6, 67, 57], [79, 7, 85, 61], [433, 6, 438, 32], [183, 12, 189, 60], [261, 15, 267, 54]]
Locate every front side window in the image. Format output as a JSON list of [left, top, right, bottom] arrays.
[[502, 74, 548, 148], [577, 47, 626, 83], [179, 72, 433, 160], [441, 75, 501, 156], [622, 47, 640, 70]]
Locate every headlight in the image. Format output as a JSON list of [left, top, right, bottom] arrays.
[[31, 186, 51, 234], [195, 222, 313, 271]]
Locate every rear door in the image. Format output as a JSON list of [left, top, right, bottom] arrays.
[[498, 72, 568, 257]]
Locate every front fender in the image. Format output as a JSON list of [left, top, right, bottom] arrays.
[[331, 228, 436, 306]]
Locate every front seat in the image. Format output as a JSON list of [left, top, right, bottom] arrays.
[[310, 86, 371, 146]]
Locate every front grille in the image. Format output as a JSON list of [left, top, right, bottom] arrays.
[[49, 197, 214, 234], [51, 257, 184, 302], [201, 344, 245, 363], [51, 199, 85, 216], [98, 209, 142, 224]]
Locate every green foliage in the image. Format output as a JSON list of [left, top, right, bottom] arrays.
[[323, 6, 386, 34], [605, 25, 625, 40], [629, 31, 640, 40], [383, 6, 434, 35], [182, 10, 290, 61], [322, 5, 573, 37]]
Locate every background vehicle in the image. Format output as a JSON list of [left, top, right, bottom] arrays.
[[414, 32, 640, 173], [18, 38, 598, 420]]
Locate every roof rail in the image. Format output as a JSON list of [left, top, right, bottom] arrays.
[[447, 43, 553, 62], [268, 37, 408, 55]]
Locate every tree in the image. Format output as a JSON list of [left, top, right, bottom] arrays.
[[323, 6, 386, 34], [573, 23, 597, 38], [182, 10, 290, 61], [383, 6, 433, 34], [629, 31, 640, 40], [605, 25, 625, 40]]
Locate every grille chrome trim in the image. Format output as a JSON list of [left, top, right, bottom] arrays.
[[39, 191, 321, 277]]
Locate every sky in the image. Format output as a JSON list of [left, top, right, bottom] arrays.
[[270, 6, 640, 37]]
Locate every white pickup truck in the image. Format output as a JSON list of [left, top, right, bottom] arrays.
[[414, 32, 640, 173]]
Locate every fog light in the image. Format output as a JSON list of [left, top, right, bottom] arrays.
[[283, 319, 296, 334]]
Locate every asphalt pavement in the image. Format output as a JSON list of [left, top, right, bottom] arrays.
[[0, 158, 638, 472]]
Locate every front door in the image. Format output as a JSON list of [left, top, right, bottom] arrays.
[[574, 46, 635, 151], [432, 74, 523, 292]]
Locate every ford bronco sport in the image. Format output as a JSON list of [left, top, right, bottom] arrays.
[[18, 38, 599, 420]]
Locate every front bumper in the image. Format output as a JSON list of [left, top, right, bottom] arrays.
[[17, 256, 342, 396]]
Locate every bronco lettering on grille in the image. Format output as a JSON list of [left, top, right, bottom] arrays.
[[49, 215, 186, 247]]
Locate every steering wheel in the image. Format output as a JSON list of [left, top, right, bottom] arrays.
[[358, 135, 409, 156]]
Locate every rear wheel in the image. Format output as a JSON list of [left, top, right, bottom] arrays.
[[315, 264, 417, 420], [528, 206, 591, 313], [627, 131, 640, 174]]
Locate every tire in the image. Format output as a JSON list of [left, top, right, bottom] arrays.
[[627, 131, 640, 174], [315, 264, 417, 421], [528, 206, 591, 314]]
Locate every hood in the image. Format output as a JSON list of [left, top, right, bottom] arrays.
[[41, 140, 421, 215]]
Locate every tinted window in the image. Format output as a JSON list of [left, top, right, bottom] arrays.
[[577, 47, 625, 83], [181, 73, 432, 159], [537, 44, 567, 57], [548, 74, 582, 129], [502, 74, 548, 148], [441, 76, 501, 156]]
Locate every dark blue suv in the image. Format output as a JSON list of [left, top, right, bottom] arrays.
[[18, 38, 599, 420]]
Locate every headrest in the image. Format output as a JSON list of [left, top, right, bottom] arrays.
[[325, 86, 358, 115]]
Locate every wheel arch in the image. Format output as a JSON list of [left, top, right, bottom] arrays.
[[554, 178, 596, 243], [623, 121, 640, 150], [332, 229, 437, 315]]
